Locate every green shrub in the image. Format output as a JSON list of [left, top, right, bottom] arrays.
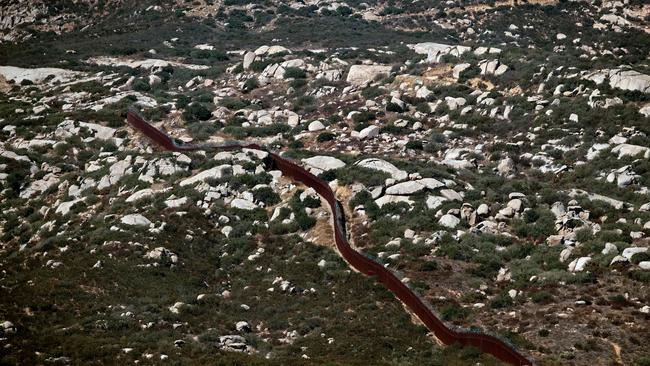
[[530, 291, 554, 304], [132, 79, 150, 92], [221, 98, 250, 110], [405, 140, 423, 150], [352, 110, 375, 124], [176, 95, 191, 108], [292, 95, 315, 112], [253, 187, 280, 206], [183, 103, 212, 122], [630, 252, 650, 265], [628, 270, 650, 283], [440, 304, 470, 321], [316, 132, 336, 142], [415, 102, 431, 113], [243, 77, 259, 92], [361, 86, 383, 99], [294, 210, 316, 230], [489, 292, 514, 309], [189, 49, 229, 61], [386, 102, 403, 113], [538, 329, 550, 337], [284, 67, 306, 79], [418, 260, 438, 271], [290, 78, 307, 89], [302, 196, 321, 208], [328, 166, 388, 186], [636, 357, 650, 366]]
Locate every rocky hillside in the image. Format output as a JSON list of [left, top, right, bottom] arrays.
[[1, 0, 649, 365]]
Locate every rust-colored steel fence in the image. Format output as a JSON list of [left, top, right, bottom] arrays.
[[126, 111, 535, 366]]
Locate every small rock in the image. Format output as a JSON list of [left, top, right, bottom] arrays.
[[438, 214, 460, 229], [308, 120, 325, 132], [236, 321, 251, 333], [568, 257, 591, 272], [121, 214, 151, 227]]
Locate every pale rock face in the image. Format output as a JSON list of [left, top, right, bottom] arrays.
[[97, 157, 132, 190], [307, 120, 325, 132], [415, 86, 432, 99], [88, 56, 209, 70], [79, 122, 116, 140], [507, 199, 523, 212], [180, 165, 232, 187], [496, 206, 515, 219], [358, 125, 380, 140], [55, 198, 84, 216], [231, 198, 257, 210], [547, 235, 564, 246], [640, 104, 650, 118], [355, 158, 408, 181], [616, 172, 637, 188], [346, 65, 391, 86], [418, 178, 445, 190], [476, 203, 489, 216], [302, 156, 346, 173], [386, 181, 425, 195], [453, 63, 471, 79], [621, 247, 648, 261], [600, 13, 630, 26], [144, 247, 178, 263], [584, 68, 650, 93], [426, 196, 447, 210], [568, 256, 591, 272], [445, 96, 466, 110], [165, 197, 187, 208], [121, 214, 152, 226], [609, 69, 650, 93], [410, 42, 471, 63], [439, 189, 463, 201], [602, 242, 618, 256], [254, 45, 270, 55], [441, 159, 474, 170], [497, 157, 515, 175], [287, 114, 300, 127], [168, 302, 185, 314], [267, 45, 290, 55], [242, 51, 256, 69], [0, 66, 81, 84], [148, 74, 161, 86], [1, 321, 16, 334], [479, 59, 508, 76], [610, 255, 628, 266], [374, 195, 413, 208], [235, 321, 251, 332], [496, 267, 511, 282], [611, 144, 650, 159], [20, 174, 59, 199], [438, 214, 460, 228], [587, 143, 610, 160]]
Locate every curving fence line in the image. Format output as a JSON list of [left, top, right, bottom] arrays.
[[125, 111, 535, 366]]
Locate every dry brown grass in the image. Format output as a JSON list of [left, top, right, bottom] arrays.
[[0, 75, 11, 93], [392, 65, 457, 89]]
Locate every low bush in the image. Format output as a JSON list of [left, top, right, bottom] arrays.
[[284, 67, 306, 79], [183, 103, 212, 122]]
